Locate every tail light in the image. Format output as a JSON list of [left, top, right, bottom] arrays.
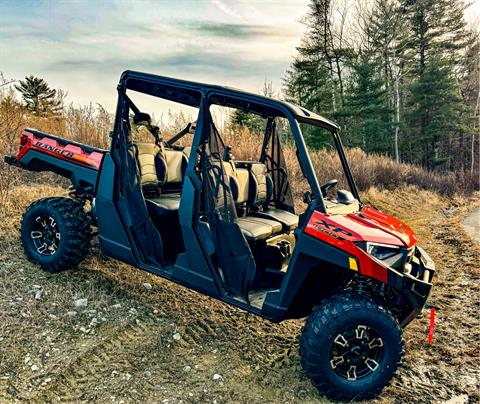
[[19, 134, 29, 150]]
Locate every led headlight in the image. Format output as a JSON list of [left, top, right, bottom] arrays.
[[366, 242, 401, 260], [356, 242, 406, 269]]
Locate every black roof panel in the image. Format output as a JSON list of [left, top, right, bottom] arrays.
[[120, 70, 339, 131]]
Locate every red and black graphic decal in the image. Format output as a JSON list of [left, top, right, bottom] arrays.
[[34, 141, 98, 169], [311, 219, 353, 240], [34, 141, 75, 158], [16, 130, 104, 170]]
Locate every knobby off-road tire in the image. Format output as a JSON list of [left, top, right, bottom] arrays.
[[300, 292, 404, 401], [21, 197, 92, 272]]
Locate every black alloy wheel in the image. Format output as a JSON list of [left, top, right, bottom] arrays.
[[329, 324, 384, 381], [21, 197, 92, 272], [30, 215, 61, 256]]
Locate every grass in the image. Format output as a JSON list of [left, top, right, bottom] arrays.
[[0, 97, 478, 204]]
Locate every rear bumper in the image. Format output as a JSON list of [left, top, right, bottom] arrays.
[[4, 155, 22, 167]]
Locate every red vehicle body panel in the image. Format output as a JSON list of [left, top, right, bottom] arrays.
[[17, 129, 104, 170], [304, 207, 418, 284]]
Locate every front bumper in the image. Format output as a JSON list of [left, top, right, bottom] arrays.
[[387, 246, 435, 325]]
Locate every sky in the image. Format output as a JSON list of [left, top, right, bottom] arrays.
[[0, 0, 309, 112], [0, 0, 479, 114]]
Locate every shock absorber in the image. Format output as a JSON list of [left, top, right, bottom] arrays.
[[350, 275, 371, 295]]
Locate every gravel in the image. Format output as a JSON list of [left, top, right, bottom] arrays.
[[74, 298, 88, 307]]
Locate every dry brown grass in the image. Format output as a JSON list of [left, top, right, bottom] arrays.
[[1, 91, 478, 205], [222, 126, 479, 199]]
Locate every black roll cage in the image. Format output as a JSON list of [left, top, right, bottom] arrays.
[[115, 70, 362, 213]]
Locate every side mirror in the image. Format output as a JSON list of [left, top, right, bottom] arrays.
[[133, 112, 152, 126]]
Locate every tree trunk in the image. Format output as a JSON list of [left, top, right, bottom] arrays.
[[393, 49, 401, 163], [474, 58, 480, 174]]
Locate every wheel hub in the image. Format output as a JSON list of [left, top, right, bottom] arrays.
[[329, 325, 384, 381], [31, 216, 61, 256]]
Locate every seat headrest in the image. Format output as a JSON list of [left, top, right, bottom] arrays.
[[248, 163, 272, 207], [136, 142, 165, 188], [232, 167, 250, 204], [164, 149, 188, 184]]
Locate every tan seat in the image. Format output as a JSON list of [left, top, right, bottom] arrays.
[[254, 207, 298, 230], [164, 149, 188, 185], [136, 142, 164, 189], [226, 164, 283, 241], [135, 142, 188, 212], [237, 217, 282, 240], [247, 162, 298, 231]]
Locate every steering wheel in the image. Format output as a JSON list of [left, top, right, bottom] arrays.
[[320, 179, 338, 197]]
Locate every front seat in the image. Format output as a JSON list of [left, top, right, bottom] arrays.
[[248, 163, 298, 231], [228, 164, 282, 241]]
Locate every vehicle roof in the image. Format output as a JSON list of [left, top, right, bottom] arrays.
[[120, 70, 339, 131]]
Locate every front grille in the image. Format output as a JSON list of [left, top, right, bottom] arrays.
[[403, 246, 432, 283]]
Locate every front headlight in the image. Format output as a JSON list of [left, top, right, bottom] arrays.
[[366, 242, 401, 260], [356, 242, 406, 269]]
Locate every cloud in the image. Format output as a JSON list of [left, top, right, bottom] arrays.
[[211, 0, 243, 20], [0, 0, 307, 110], [180, 21, 295, 39], [47, 48, 287, 80]]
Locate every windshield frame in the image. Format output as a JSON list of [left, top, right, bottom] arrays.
[[294, 116, 362, 212]]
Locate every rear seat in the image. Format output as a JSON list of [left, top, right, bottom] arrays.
[[135, 142, 188, 212], [136, 142, 297, 241]]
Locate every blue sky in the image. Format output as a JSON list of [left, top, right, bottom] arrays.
[[0, 0, 308, 111]]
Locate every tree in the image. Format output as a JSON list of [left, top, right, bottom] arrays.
[[406, 55, 466, 167], [231, 78, 275, 133], [15, 75, 62, 116], [283, 0, 353, 127], [461, 29, 480, 174], [401, 0, 471, 168], [341, 52, 391, 153], [364, 0, 409, 162], [0, 72, 15, 89]]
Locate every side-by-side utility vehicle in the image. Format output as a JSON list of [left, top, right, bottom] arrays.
[[5, 71, 435, 400]]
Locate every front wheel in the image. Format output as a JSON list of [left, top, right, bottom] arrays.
[[300, 293, 404, 401]]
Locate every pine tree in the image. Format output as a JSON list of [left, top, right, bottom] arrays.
[[283, 0, 353, 144], [406, 55, 465, 167], [15, 75, 62, 116], [341, 52, 391, 154], [365, 0, 409, 162], [400, 0, 470, 168], [231, 79, 274, 133], [460, 30, 480, 173]]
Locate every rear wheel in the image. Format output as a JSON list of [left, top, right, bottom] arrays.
[[300, 293, 404, 401], [21, 197, 92, 272]]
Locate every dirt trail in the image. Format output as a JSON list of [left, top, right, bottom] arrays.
[[0, 185, 479, 403], [462, 207, 479, 243]]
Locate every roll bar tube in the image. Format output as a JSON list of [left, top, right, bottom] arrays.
[[332, 130, 361, 203], [289, 118, 328, 213]]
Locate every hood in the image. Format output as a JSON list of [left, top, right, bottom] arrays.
[[305, 205, 417, 248]]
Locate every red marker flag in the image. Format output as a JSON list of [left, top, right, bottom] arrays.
[[428, 306, 436, 344]]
